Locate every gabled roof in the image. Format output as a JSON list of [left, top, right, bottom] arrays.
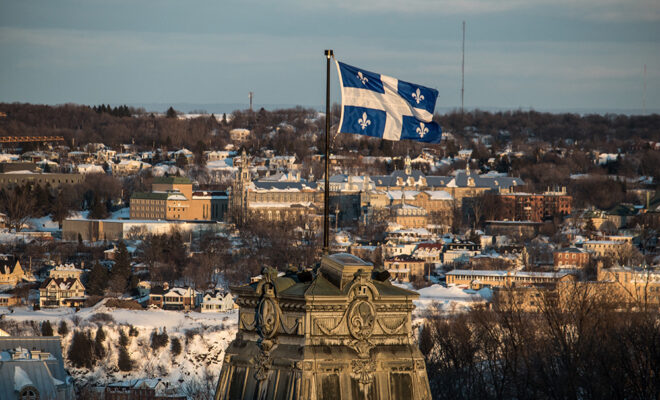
[[39, 277, 81, 290]]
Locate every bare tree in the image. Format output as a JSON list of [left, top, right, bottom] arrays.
[[0, 185, 37, 232]]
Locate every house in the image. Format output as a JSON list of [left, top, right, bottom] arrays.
[[443, 240, 481, 264], [200, 290, 235, 313], [0, 258, 28, 287], [48, 263, 84, 280], [229, 128, 250, 142], [39, 277, 86, 308], [0, 293, 22, 307], [0, 336, 75, 400], [148, 284, 200, 311], [148, 284, 167, 308], [105, 379, 185, 400], [412, 243, 444, 266], [76, 163, 105, 174], [384, 255, 426, 282], [162, 287, 200, 310]]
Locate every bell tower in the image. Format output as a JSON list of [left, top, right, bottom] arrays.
[[230, 149, 251, 223], [404, 154, 412, 176]]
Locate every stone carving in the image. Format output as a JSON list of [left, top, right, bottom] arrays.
[[257, 297, 279, 338], [377, 315, 408, 335], [351, 358, 376, 395], [254, 339, 275, 381], [348, 299, 375, 340], [240, 312, 256, 331]]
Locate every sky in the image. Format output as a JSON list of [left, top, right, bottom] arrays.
[[0, 0, 659, 113]]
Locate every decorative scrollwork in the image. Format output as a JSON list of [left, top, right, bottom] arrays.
[[351, 359, 376, 395], [257, 297, 279, 338], [377, 315, 407, 335], [348, 299, 376, 340]]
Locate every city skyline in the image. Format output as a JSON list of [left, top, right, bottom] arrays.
[[1, 0, 659, 113]]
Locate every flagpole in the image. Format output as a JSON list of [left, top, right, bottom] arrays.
[[323, 49, 333, 254]]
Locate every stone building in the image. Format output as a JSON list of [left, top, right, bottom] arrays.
[[0, 171, 84, 188], [368, 156, 523, 205], [215, 253, 431, 399], [230, 150, 322, 224]]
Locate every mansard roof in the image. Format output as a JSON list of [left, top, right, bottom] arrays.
[[231, 254, 417, 300], [250, 180, 318, 191]]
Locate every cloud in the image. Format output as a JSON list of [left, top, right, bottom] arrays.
[[294, 0, 660, 22]]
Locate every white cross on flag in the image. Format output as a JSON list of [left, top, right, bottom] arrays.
[[335, 61, 442, 143]]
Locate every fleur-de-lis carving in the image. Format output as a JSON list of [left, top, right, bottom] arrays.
[[358, 112, 371, 130], [411, 88, 424, 104], [357, 71, 368, 85], [416, 122, 429, 138]]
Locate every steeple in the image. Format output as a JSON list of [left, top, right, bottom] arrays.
[[404, 154, 412, 175]]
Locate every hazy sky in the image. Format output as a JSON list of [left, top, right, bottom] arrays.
[[1, 0, 659, 113]]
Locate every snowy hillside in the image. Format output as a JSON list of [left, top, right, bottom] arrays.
[[0, 302, 238, 392]]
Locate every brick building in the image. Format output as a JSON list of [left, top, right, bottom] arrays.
[[553, 247, 590, 269], [498, 188, 572, 222], [130, 176, 227, 221]]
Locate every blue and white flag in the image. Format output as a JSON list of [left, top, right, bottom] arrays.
[[336, 61, 442, 143]]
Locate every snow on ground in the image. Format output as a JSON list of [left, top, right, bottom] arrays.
[[1, 302, 238, 389], [111, 207, 130, 219], [393, 282, 490, 315], [152, 164, 185, 177], [27, 215, 60, 232]]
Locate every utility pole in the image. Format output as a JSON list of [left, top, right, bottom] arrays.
[[461, 21, 465, 114]]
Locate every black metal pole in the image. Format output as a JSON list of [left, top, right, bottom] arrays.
[[323, 49, 333, 253]]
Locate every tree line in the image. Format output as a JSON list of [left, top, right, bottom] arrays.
[[420, 283, 660, 400]]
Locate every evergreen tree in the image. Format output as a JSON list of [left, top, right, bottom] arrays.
[[94, 327, 106, 360], [57, 320, 69, 336], [170, 337, 182, 357], [117, 345, 133, 371], [585, 218, 597, 238], [118, 328, 129, 347], [88, 194, 109, 219], [108, 241, 132, 294], [87, 262, 109, 296], [41, 320, 53, 336], [150, 327, 169, 351], [128, 325, 139, 337], [68, 330, 95, 369], [166, 107, 178, 119]]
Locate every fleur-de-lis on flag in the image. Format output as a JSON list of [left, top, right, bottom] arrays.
[[357, 71, 368, 85], [358, 112, 371, 130], [411, 88, 424, 104], [416, 122, 428, 138]]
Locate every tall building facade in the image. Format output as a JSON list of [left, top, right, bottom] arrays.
[[215, 253, 431, 400]]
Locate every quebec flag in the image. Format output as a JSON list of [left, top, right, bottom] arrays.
[[336, 61, 442, 143]]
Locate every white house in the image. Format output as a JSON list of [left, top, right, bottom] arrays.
[[200, 290, 235, 313]]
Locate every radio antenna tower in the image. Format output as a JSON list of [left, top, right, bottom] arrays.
[[461, 21, 465, 114], [249, 91, 254, 112]]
